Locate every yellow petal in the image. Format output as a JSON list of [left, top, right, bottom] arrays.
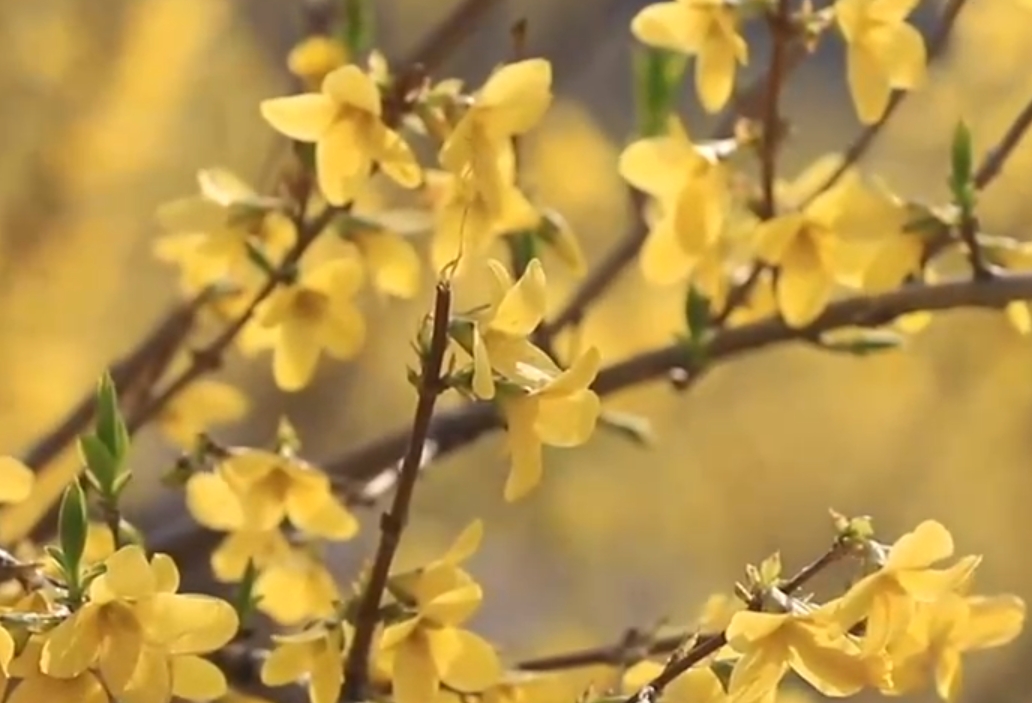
[[787, 630, 867, 696], [98, 606, 144, 693], [728, 644, 790, 703], [618, 134, 699, 200], [172, 654, 228, 701], [883, 23, 926, 89], [860, 590, 911, 656], [323, 302, 367, 361], [138, 593, 239, 654], [0, 458, 33, 504], [357, 231, 421, 298], [0, 627, 13, 671], [502, 398, 544, 501], [695, 30, 737, 113], [476, 59, 553, 137], [846, 46, 890, 124], [185, 473, 245, 531], [261, 641, 310, 685], [534, 390, 600, 448], [934, 648, 963, 702], [673, 172, 725, 254], [120, 646, 170, 703], [887, 520, 954, 571], [273, 318, 323, 391], [374, 124, 424, 188], [489, 259, 547, 336], [9, 671, 107, 703], [1007, 302, 1032, 335], [311, 643, 346, 703], [393, 636, 440, 703], [439, 520, 484, 566], [287, 490, 358, 541], [956, 595, 1026, 650], [259, 94, 337, 142], [437, 629, 502, 691], [316, 119, 369, 206], [321, 64, 381, 115], [727, 612, 788, 647], [41, 602, 101, 673], [150, 553, 181, 594], [631, 2, 698, 52], [98, 546, 156, 600], [543, 347, 601, 396], [640, 217, 695, 285], [423, 583, 483, 626], [211, 530, 289, 582], [777, 239, 834, 327], [472, 330, 496, 400], [754, 213, 805, 264]]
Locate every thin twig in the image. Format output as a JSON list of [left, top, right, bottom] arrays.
[[758, 0, 793, 220], [973, 95, 1032, 189], [342, 281, 453, 701], [621, 542, 845, 701], [807, 0, 971, 200]]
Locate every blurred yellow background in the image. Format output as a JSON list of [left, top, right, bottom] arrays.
[[1, 1, 1032, 702]]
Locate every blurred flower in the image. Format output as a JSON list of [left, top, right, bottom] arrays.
[[835, 0, 926, 123], [379, 564, 501, 703], [262, 622, 349, 703], [210, 529, 292, 583], [261, 64, 422, 205], [8, 639, 107, 703], [623, 659, 727, 703], [619, 118, 731, 286], [288, 36, 349, 91], [255, 546, 341, 625], [158, 379, 248, 449], [631, 0, 748, 112], [0, 457, 33, 504], [259, 256, 367, 391]]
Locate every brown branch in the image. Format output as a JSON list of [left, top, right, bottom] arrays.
[[973, 94, 1032, 189], [807, 0, 972, 199], [619, 541, 846, 701], [342, 281, 453, 701], [758, 0, 793, 219]]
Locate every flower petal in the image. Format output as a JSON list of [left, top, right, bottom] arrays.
[[0, 458, 32, 504], [172, 654, 228, 701], [322, 64, 381, 115], [260, 94, 337, 142], [887, 520, 954, 571], [631, 2, 699, 52], [956, 595, 1026, 650], [476, 59, 553, 137], [502, 398, 544, 501], [261, 641, 310, 686], [393, 636, 440, 703], [316, 119, 369, 206], [489, 259, 547, 336], [534, 390, 600, 448], [273, 318, 323, 391], [438, 629, 502, 692], [185, 473, 244, 531]]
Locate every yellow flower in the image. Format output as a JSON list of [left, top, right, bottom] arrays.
[[260, 256, 367, 391], [261, 622, 349, 703], [631, 0, 748, 112], [0, 457, 33, 504], [623, 659, 727, 703], [379, 568, 501, 703], [892, 592, 1025, 701], [620, 118, 732, 285], [0, 624, 14, 700], [832, 521, 981, 657], [726, 269, 779, 327], [753, 172, 905, 327], [156, 168, 296, 275], [288, 36, 349, 91], [260, 64, 422, 205], [189, 448, 357, 539], [500, 346, 602, 501], [726, 607, 871, 703], [390, 521, 484, 599], [41, 546, 238, 698], [8, 639, 108, 703], [255, 545, 341, 625], [457, 259, 552, 400], [426, 148, 539, 272], [835, 0, 926, 124], [158, 379, 248, 449], [439, 59, 552, 212], [211, 529, 292, 583]]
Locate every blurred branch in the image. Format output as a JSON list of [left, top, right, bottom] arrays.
[[311, 270, 1032, 494], [807, 0, 972, 199], [758, 0, 793, 219], [342, 281, 452, 701], [973, 95, 1032, 189], [408, 0, 503, 74]]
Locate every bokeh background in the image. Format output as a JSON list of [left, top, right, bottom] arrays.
[[1, 0, 1032, 702]]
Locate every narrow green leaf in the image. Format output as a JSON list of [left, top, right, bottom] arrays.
[[818, 328, 905, 356], [949, 120, 976, 211], [78, 434, 119, 495], [233, 559, 262, 625], [244, 239, 278, 278], [684, 285, 712, 344], [57, 481, 88, 588], [505, 231, 538, 278], [95, 372, 129, 462], [341, 0, 375, 56], [633, 46, 687, 138]]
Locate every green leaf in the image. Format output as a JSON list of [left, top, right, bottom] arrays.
[[817, 328, 905, 356], [341, 0, 375, 56], [505, 231, 539, 278], [232, 559, 262, 625], [57, 481, 88, 588], [684, 285, 712, 344], [244, 239, 278, 278], [949, 120, 976, 212], [633, 46, 687, 138], [78, 434, 120, 495], [95, 372, 129, 462]]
